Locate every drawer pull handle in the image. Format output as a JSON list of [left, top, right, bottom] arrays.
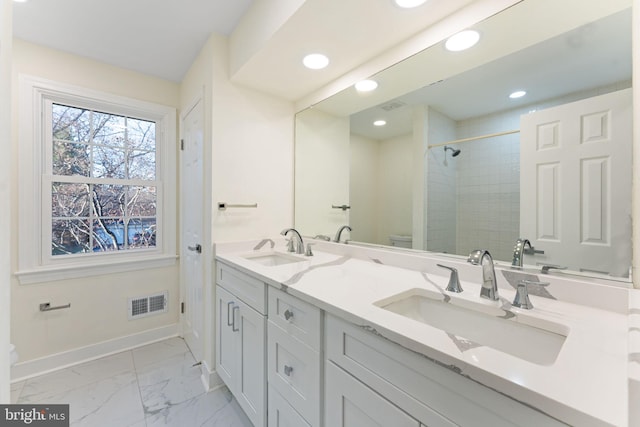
[[232, 306, 239, 332], [284, 365, 293, 376], [284, 309, 294, 321], [227, 301, 234, 326]]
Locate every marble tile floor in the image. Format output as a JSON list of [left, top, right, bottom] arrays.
[[10, 337, 252, 427]]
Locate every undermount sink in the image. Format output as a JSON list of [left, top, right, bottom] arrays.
[[241, 251, 306, 267], [374, 288, 568, 366]]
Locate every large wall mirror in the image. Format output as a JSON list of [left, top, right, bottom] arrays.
[[295, 0, 633, 281]]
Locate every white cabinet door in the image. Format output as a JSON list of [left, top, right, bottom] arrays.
[[216, 285, 237, 388], [520, 88, 632, 276], [236, 297, 266, 427], [325, 361, 420, 427], [215, 284, 266, 427], [268, 385, 312, 427]]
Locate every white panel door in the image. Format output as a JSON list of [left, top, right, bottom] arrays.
[[180, 98, 204, 361], [520, 89, 632, 276]]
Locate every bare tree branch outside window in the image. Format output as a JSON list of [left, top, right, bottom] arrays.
[[51, 104, 157, 255]]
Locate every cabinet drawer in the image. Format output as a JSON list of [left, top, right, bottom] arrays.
[[268, 287, 321, 351], [217, 261, 266, 314], [326, 315, 566, 427], [268, 385, 312, 427], [325, 360, 420, 427], [268, 320, 320, 427]]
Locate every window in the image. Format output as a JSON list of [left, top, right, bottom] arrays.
[[18, 76, 177, 284], [50, 104, 158, 255]]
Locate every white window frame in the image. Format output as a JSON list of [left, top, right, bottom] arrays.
[[17, 75, 177, 284]]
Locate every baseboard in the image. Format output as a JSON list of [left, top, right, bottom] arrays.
[[200, 360, 224, 392], [11, 323, 180, 382]]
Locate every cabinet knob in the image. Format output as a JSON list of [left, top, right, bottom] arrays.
[[284, 309, 294, 321], [284, 365, 293, 376]]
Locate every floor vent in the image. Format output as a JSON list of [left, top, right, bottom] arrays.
[[128, 291, 168, 320]]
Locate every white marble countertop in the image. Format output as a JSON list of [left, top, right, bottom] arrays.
[[215, 239, 628, 427]]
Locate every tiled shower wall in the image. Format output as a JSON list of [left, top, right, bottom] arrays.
[[426, 108, 457, 254], [454, 111, 521, 261]]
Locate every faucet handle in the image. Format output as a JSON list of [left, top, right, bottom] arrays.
[[512, 280, 549, 309], [305, 243, 315, 257], [436, 264, 463, 293], [541, 264, 567, 274]]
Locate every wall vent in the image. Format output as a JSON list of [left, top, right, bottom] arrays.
[[128, 291, 168, 320], [379, 100, 406, 111]]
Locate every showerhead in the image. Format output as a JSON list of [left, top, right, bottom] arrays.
[[444, 146, 461, 157]]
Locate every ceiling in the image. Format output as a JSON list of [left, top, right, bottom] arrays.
[[347, 5, 632, 139], [11, 0, 484, 100], [12, 0, 254, 83]]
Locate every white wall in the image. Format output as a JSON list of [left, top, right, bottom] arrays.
[[180, 32, 294, 381], [10, 40, 181, 374], [0, 0, 12, 403], [350, 134, 379, 244], [378, 134, 413, 246], [295, 108, 349, 237], [229, 0, 305, 77], [633, 0, 640, 291]]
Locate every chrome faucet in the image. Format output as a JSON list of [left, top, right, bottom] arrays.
[[512, 279, 549, 309], [511, 238, 532, 268], [280, 228, 305, 255], [334, 225, 352, 243], [467, 249, 499, 301]]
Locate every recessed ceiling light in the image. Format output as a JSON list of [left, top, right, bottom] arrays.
[[394, 0, 428, 8], [303, 53, 329, 70], [355, 80, 378, 92], [445, 30, 480, 52], [373, 120, 387, 126], [13, 0, 28, 3], [509, 90, 527, 99]]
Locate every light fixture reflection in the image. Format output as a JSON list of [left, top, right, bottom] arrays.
[[394, 0, 427, 8], [445, 30, 480, 52], [303, 53, 329, 70], [509, 90, 527, 99], [373, 120, 387, 126], [355, 80, 378, 92]]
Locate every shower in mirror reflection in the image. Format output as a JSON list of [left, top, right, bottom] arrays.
[[442, 145, 461, 166], [444, 145, 461, 157]]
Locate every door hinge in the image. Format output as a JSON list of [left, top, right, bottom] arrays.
[[180, 139, 185, 150], [181, 302, 185, 314]]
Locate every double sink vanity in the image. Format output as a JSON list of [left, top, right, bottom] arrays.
[[214, 235, 629, 427]]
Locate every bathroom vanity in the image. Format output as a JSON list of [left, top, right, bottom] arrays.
[[215, 239, 629, 427]]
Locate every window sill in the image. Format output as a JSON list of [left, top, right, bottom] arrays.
[[15, 254, 178, 285]]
